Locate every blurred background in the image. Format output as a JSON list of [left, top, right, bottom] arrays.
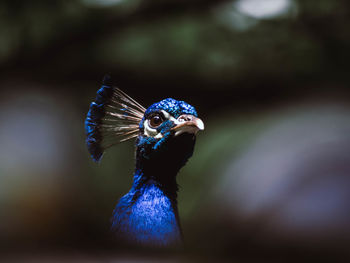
[[1, 0, 350, 262]]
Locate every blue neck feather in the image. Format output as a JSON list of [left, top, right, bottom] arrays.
[[111, 168, 182, 247], [111, 133, 195, 247]]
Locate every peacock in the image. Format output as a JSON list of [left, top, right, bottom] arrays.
[[85, 76, 204, 247]]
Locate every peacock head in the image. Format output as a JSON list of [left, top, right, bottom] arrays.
[[85, 78, 204, 172], [136, 98, 204, 173]]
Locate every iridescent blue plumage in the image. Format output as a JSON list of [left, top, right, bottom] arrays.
[[111, 172, 182, 247], [145, 98, 198, 118], [85, 84, 113, 162], [85, 81, 203, 247]]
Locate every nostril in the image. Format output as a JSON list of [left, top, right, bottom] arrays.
[[178, 115, 192, 122]]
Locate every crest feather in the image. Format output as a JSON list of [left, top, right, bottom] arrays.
[[85, 76, 145, 162]]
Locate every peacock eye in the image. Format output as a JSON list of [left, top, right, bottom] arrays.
[[149, 114, 163, 128]]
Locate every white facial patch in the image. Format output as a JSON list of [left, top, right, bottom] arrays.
[[144, 119, 163, 138], [143, 110, 175, 139], [161, 110, 177, 123]]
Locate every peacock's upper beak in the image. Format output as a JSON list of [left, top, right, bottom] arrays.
[[171, 114, 204, 136]]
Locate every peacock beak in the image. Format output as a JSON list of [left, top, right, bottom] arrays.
[[171, 115, 204, 136]]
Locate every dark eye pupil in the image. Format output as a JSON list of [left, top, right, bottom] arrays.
[[150, 115, 162, 127], [150, 115, 162, 128]]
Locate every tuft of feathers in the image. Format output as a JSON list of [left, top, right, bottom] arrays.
[[85, 75, 146, 162]]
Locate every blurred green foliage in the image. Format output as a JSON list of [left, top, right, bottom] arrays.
[[1, 0, 350, 95]]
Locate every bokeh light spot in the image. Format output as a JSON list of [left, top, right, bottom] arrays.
[[235, 0, 293, 19]]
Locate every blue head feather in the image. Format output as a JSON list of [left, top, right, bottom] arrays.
[[145, 98, 198, 118]]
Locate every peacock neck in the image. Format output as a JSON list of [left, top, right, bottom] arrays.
[[111, 161, 182, 247], [133, 157, 180, 200]]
